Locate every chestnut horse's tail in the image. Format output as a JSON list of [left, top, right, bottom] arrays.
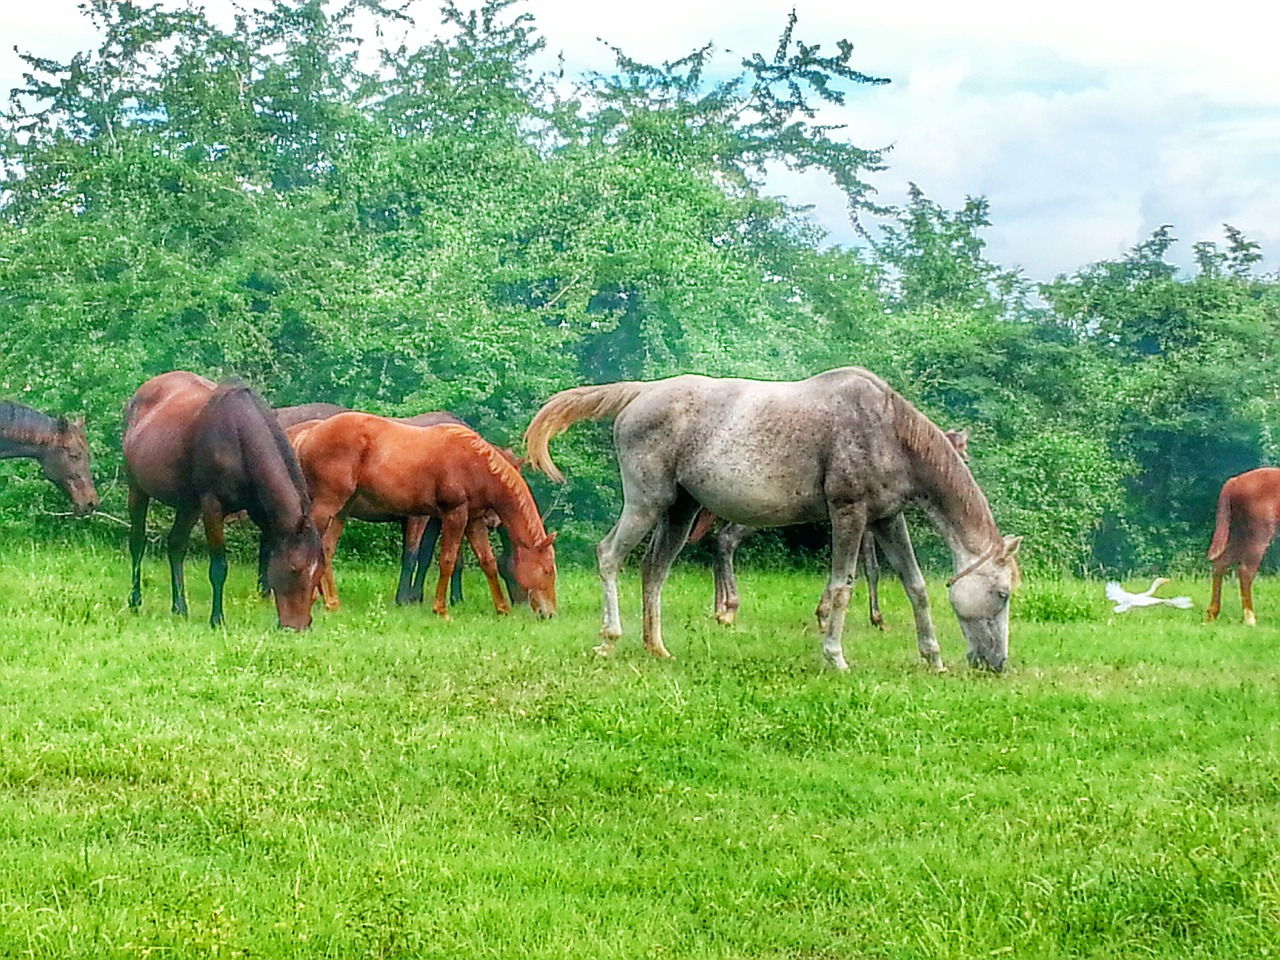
[[1207, 480, 1235, 561], [524, 381, 650, 483]]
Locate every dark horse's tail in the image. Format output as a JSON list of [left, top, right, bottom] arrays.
[[1207, 480, 1234, 561], [524, 381, 650, 482]]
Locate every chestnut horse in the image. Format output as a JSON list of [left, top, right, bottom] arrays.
[[123, 372, 324, 629], [0, 401, 99, 516], [292, 413, 557, 617], [274, 404, 522, 606], [693, 427, 971, 629], [526, 368, 1020, 672], [1206, 467, 1280, 625]]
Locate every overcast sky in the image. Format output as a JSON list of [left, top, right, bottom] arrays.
[[4, 0, 1278, 281]]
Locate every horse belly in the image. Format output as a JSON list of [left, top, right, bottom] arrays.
[[682, 466, 827, 529]]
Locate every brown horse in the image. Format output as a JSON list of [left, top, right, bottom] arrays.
[[694, 427, 971, 629], [0, 401, 99, 516], [123, 372, 324, 629], [526, 369, 1019, 672], [1206, 467, 1280, 625], [292, 413, 557, 617], [274, 404, 522, 606]]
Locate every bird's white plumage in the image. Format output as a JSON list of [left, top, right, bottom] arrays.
[[1105, 577, 1193, 612]]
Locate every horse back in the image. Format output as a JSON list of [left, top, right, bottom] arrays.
[[1216, 468, 1280, 551], [123, 372, 217, 504]]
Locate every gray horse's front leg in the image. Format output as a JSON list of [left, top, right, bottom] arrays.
[[595, 503, 663, 656], [818, 504, 866, 671], [870, 514, 945, 671]]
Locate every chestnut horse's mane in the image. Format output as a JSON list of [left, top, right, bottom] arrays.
[[436, 424, 546, 541]]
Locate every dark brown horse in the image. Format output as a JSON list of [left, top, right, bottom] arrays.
[[693, 427, 971, 629], [292, 413, 557, 617], [274, 404, 522, 606], [0, 401, 99, 516], [123, 372, 324, 629], [1206, 467, 1280, 625]]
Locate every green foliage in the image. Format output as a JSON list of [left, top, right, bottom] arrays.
[[1, 1, 1279, 576]]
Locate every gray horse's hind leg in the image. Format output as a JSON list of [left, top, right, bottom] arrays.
[[870, 513, 945, 671], [595, 502, 665, 656], [712, 522, 753, 624], [862, 534, 885, 629], [815, 503, 867, 671], [640, 494, 702, 659]]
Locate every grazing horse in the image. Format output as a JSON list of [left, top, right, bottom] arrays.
[[123, 372, 324, 629], [1206, 467, 1280, 625], [694, 427, 972, 629], [525, 368, 1020, 672], [274, 404, 521, 606], [0, 401, 99, 516], [292, 413, 557, 617]]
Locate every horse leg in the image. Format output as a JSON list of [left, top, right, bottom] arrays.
[[640, 493, 702, 659], [869, 514, 944, 671], [166, 504, 201, 617], [450, 545, 465, 606], [256, 533, 271, 598], [201, 499, 228, 628], [127, 486, 150, 610], [496, 527, 525, 605], [430, 509, 469, 617], [1238, 538, 1270, 626], [1206, 555, 1230, 623], [862, 532, 885, 630], [816, 503, 867, 671], [406, 517, 442, 605], [595, 502, 665, 656], [396, 517, 425, 605], [465, 517, 511, 615], [712, 523, 752, 625], [315, 512, 346, 611]]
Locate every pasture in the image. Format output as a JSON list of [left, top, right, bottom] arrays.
[[1, 543, 1278, 958]]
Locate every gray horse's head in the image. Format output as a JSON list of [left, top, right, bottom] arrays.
[[947, 535, 1022, 672]]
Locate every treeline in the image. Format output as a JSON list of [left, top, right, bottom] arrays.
[[2, 0, 1278, 574]]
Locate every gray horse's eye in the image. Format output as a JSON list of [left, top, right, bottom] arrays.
[[997, 590, 1010, 604]]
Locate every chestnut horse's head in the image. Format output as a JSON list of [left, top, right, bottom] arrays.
[[266, 516, 325, 630], [42, 416, 99, 517], [513, 531, 558, 617]]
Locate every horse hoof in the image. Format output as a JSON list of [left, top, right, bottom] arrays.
[[592, 642, 614, 658], [1244, 611, 1257, 626], [645, 645, 673, 660], [714, 611, 737, 625]]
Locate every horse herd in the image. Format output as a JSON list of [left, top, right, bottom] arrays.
[[3, 366, 1276, 673]]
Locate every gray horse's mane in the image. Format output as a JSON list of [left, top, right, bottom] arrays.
[[882, 383, 1000, 542]]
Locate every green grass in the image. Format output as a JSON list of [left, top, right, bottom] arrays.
[[0, 543, 1278, 958]]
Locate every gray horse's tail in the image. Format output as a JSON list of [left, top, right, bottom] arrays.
[[524, 381, 649, 482]]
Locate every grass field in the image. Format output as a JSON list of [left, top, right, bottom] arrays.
[[1, 541, 1278, 958]]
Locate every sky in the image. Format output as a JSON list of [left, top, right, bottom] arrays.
[[3, 0, 1279, 281]]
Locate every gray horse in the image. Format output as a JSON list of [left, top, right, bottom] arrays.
[[525, 367, 1020, 672]]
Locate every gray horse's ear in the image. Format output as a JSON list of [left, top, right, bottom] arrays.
[[999, 535, 1022, 559]]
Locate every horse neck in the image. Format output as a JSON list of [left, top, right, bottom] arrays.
[[237, 411, 310, 536], [912, 453, 1002, 569], [483, 466, 546, 548], [0, 405, 57, 462]]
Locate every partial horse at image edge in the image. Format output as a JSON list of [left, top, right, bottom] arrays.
[[0, 400, 99, 516], [1206, 466, 1280, 625]]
